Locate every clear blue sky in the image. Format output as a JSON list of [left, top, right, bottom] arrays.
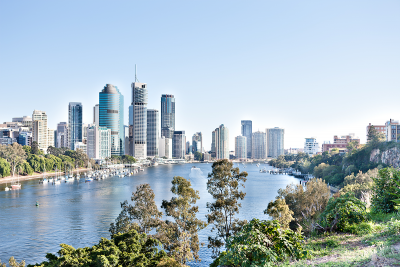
[[1, 0, 399, 150]]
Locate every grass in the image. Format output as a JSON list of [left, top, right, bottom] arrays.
[[277, 212, 400, 266]]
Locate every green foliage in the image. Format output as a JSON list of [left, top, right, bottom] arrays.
[[386, 219, 400, 235], [344, 222, 374, 236], [161, 176, 207, 264], [0, 157, 11, 177], [320, 192, 367, 232], [21, 161, 34, 176], [27, 154, 46, 172], [340, 169, 376, 206], [264, 198, 294, 229], [371, 167, 399, 213], [27, 230, 167, 267], [65, 149, 89, 168], [206, 159, 248, 258], [22, 146, 31, 155], [324, 237, 339, 248], [194, 151, 203, 161], [0, 257, 25, 267], [217, 219, 308, 266], [31, 141, 43, 155]]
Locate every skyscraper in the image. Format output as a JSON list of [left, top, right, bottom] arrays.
[[172, 131, 185, 159], [252, 131, 266, 159], [161, 94, 175, 138], [241, 120, 252, 158], [192, 132, 202, 153], [87, 125, 111, 159], [235, 135, 247, 160], [99, 84, 124, 156], [147, 109, 159, 157], [68, 102, 83, 150], [130, 81, 148, 158], [93, 104, 99, 126], [266, 127, 285, 158], [212, 124, 229, 159], [32, 110, 48, 153], [56, 122, 68, 148]]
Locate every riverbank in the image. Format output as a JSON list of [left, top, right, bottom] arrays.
[[0, 168, 90, 185]]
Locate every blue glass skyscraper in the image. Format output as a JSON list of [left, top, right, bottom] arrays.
[[68, 102, 83, 150], [161, 94, 175, 138], [241, 120, 252, 158], [99, 84, 124, 156]]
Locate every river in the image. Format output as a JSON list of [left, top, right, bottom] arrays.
[[0, 163, 299, 266]]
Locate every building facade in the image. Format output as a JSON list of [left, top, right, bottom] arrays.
[[366, 123, 386, 142], [321, 134, 360, 153], [172, 131, 185, 159], [192, 132, 202, 153], [235, 135, 247, 160], [304, 138, 320, 156], [241, 120, 252, 158], [147, 109, 159, 157], [386, 119, 400, 142], [68, 102, 83, 150], [99, 84, 124, 156], [212, 124, 229, 159], [12, 116, 32, 130], [161, 94, 175, 139], [93, 104, 99, 126], [130, 82, 147, 158], [32, 110, 48, 153], [252, 131, 266, 159], [87, 125, 111, 159], [266, 127, 284, 158], [17, 132, 32, 146], [56, 122, 68, 148]]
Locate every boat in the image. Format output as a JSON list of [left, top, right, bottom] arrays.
[[260, 168, 267, 173], [36, 201, 40, 206], [5, 183, 10, 191], [256, 163, 260, 168], [11, 173, 21, 190], [85, 177, 93, 182]]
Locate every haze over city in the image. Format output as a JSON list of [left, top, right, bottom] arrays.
[[1, 0, 400, 149]]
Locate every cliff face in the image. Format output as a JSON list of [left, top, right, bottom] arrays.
[[370, 147, 400, 168]]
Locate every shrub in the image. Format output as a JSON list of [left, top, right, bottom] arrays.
[[386, 219, 400, 235], [344, 222, 374, 235], [319, 192, 367, 232], [0, 158, 11, 177], [264, 198, 294, 229], [216, 219, 308, 266], [371, 168, 400, 213], [325, 237, 339, 248]]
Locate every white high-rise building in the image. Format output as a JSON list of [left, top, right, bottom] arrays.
[[159, 136, 172, 159], [87, 125, 111, 159], [235, 136, 247, 160], [57, 122, 68, 148], [266, 127, 285, 158], [212, 124, 229, 159], [130, 81, 148, 159], [48, 129, 56, 148], [252, 131, 266, 159], [32, 110, 48, 153], [93, 104, 99, 126], [304, 138, 320, 156]]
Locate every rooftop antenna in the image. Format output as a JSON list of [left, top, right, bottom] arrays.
[[135, 64, 140, 83]]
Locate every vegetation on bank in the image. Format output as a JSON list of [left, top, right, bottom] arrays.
[[0, 142, 136, 179]]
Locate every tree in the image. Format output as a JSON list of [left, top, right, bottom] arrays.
[[206, 159, 248, 258], [161, 176, 207, 264], [340, 169, 376, 206], [264, 198, 294, 229], [194, 151, 203, 161], [27, 230, 167, 267], [371, 167, 399, 213], [31, 141, 43, 155], [0, 143, 27, 177], [110, 183, 163, 236], [0, 257, 25, 267], [0, 158, 11, 178], [367, 125, 385, 144], [216, 219, 307, 266]]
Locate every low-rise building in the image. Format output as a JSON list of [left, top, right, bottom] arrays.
[[304, 138, 320, 156], [385, 119, 400, 142], [366, 123, 386, 142], [322, 134, 360, 153]]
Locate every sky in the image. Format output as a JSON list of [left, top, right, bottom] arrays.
[[1, 0, 400, 151]]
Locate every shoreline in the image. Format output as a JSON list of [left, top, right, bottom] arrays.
[[0, 168, 90, 185]]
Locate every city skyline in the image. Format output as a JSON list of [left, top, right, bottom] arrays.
[[1, 1, 400, 150]]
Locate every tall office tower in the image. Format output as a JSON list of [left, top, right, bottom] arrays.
[[212, 124, 229, 159], [161, 94, 175, 139], [124, 125, 129, 156], [241, 120, 252, 158], [32, 110, 48, 153], [252, 131, 266, 159], [186, 141, 191, 154], [192, 132, 202, 153], [87, 125, 111, 159], [235, 136, 247, 160], [68, 102, 83, 150], [147, 109, 159, 157], [130, 81, 148, 158], [48, 129, 55, 148], [99, 84, 124, 156], [266, 127, 285, 158], [56, 122, 68, 148], [93, 104, 99, 126], [172, 131, 185, 159]]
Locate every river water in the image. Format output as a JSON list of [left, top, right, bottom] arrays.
[[0, 163, 299, 266]]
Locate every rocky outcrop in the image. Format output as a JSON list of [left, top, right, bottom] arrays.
[[370, 147, 400, 168]]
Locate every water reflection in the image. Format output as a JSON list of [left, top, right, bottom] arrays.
[[0, 163, 299, 265]]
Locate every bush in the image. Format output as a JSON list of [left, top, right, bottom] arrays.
[[319, 192, 367, 232], [371, 168, 400, 213], [386, 219, 400, 235], [344, 222, 374, 235], [325, 237, 340, 248], [216, 219, 308, 266], [0, 158, 11, 177]]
